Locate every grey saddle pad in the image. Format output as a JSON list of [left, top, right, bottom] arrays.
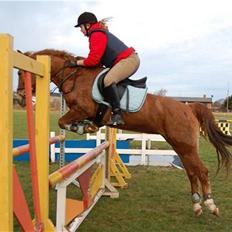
[[92, 69, 148, 112]]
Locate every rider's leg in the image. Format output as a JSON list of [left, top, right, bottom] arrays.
[[104, 53, 140, 87], [103, 82, 124, 125], [103, 53, 140, 125]]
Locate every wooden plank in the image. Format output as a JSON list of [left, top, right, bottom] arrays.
[[12, 51, 44, 75], [13, 168, 34, 231], [35, 55, 55, 231], [0, 33, 13, 232], [65, 199, 84, 225]]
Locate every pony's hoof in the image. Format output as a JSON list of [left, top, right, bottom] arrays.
[[193, 202, 202, 217], [194, 208, 203, 217], [212, 207, 219, 216], [84, 124, 99, 133], [204, 198, 219, 216]]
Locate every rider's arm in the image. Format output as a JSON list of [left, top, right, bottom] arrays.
[[78, 32, 107, 67]]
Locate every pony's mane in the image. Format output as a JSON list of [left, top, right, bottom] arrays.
[[24, 49, 83, 60]]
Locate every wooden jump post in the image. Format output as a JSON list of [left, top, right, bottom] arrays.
[[0, 33, 130, 231], [0, 34, 51, 231]]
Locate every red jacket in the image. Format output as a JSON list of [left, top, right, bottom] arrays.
[[83, 22, 135, 67]]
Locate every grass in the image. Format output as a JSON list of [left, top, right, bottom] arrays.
[[13, 110, 232, 231], [13, 110, 85, 140]]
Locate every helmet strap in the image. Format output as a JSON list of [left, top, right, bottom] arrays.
[[84, 23, 94, 36], [84, 24, 89, 36]]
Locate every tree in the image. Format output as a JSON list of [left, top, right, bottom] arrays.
[[153, 88, 167, 96], [222, 95, 232, 111]]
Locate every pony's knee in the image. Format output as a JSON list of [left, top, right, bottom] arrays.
[[58, 118, 65, 129]]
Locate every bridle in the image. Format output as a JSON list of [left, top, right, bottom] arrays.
[[53, 60, 80, 95], [17, 60, 80, 97]]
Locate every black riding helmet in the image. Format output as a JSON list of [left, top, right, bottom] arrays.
[[74, 12, 98, 27]]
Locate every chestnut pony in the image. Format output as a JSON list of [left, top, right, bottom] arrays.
[[17, 49, 232, 217]]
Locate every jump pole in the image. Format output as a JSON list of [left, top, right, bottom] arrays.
[[13, 135, 65, 157]]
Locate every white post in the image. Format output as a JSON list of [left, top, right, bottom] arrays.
[[56, 186, 67, 232], [50, 132, 56, 163], [141, 133, 146, 165], [147, 139, 151, 149], [95, 128, 102, 146]]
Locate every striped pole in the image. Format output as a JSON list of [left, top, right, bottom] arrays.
[[13, 135, 65, 157], [49, 142, 109, 188]]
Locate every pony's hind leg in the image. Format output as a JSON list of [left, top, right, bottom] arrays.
[[177, 148, 219, 216], [180, 154, 203, 216], [188, 172, 203, 217], [191, 155, 219, 216]]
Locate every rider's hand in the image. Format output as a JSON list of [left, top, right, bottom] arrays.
[[76, 59, 84, 66], [68, 60, 78, 68]]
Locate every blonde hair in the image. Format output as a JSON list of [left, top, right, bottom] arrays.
[[99, 17, 112, 30]]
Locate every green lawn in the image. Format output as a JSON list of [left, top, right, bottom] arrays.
[[13, 110, 85, 140], [13, 110, 232, 231]]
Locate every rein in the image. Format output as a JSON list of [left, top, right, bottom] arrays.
[[58, 69, 79, 94], [53, 60, 79, 95]]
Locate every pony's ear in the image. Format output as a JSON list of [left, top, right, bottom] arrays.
[[17, 50, 31, 57]]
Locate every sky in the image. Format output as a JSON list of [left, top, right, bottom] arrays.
[[0, 0, 232, 101]]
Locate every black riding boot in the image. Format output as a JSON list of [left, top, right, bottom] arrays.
[[103, 82, 125, 125]]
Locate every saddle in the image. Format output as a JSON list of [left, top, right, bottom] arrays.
[[92, 68, 148, 126], [97, 68, 147, 99]]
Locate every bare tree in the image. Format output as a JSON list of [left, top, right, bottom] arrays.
[[153, 88, 168, 96]]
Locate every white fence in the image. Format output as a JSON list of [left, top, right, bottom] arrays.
[[51, 129, 179, 166], [86, 128, 178, 166]]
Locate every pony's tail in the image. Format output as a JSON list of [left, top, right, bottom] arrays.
[[189, 102, 232, 174]]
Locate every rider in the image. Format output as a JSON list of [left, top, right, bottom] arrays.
[[74, 12, 140, 125]]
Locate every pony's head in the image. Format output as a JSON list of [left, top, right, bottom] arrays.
[[16, 49, 78, 107]]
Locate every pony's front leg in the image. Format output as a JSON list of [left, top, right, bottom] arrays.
[[67, 121, 99, 134], [58, 109, 98, 134]]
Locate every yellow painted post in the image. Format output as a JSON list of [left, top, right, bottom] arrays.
[[35, 55, 55, 231], [0, 34, 13, 231], [107, 128, 131, 188]]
